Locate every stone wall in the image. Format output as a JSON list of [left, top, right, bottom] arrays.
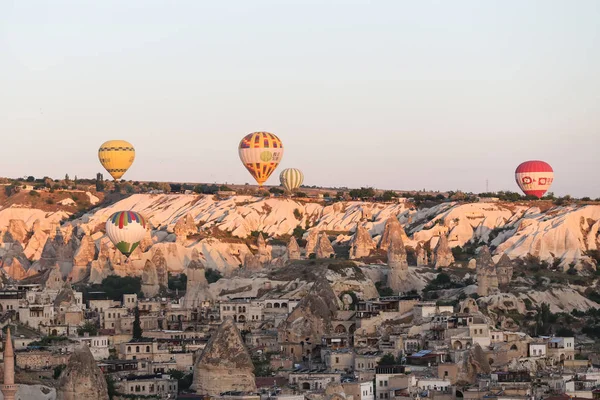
[[16, 351, 70, 370]]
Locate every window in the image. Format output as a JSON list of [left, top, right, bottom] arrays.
[[146, 346, 150, 353], [136, 346, 140, 353], [336, 357, 339, 363]]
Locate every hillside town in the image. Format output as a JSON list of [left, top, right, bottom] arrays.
[[0, 193, 599, 400]]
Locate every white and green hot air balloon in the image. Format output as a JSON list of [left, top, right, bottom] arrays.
[[280, 168, 304, 193]]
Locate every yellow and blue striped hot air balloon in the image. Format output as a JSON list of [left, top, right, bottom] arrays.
[[238, 132, 284, 187], [98, 140, 136, 180], [105, 211, 147, 257], [280, 168, 304, 193]]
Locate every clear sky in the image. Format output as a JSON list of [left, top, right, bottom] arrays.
[[1, 0, 599, 197]]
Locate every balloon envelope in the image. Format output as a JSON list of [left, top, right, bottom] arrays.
[[238, 132, 284, 186], [98, 140, 135, 180], [105, 211, 147, 257], [515, 160, 554, 198], [280, 168, 304, 192]]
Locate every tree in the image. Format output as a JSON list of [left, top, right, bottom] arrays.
[[26, 176, 35, 182], [65, 174, 70, 182], [205, 269, 222, 284], [382, 191, 397, 202], [77, 321, 98, 337], [133, 306, 143, 339], [377, 353, 396, 366], [99, 276, 141, 301]]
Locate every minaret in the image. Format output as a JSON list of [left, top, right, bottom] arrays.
[[1, 328, 17, 400]]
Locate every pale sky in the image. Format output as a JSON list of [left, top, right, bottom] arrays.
[[1, 0, 599, 197]]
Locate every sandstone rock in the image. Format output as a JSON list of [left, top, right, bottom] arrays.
[[183, 259, 210, 308], [286, 236, 301, 260], [5, 219, 28, 243], [349, 225, 375, 259], [150, 248, 168, 287], [467, 258, 477, 269], [141, 260, 160, 298], [193, 318, 256, 396], [73, 234, 96, 267], [315, 233, 335, 259], [24, 220, 49, 260], [416, 243, 428, 266], [459, 297, 479, 314], [174, 213, 197, 242], [456, 344, 492, 385], [476, 246, 499, 297], [495, 253, 514, 288], [305, 229, 320, 255], [278, 280, 338, 359], [56, 344, 109, 400], [433, 235, 454, 268], [379, 217, 409, 250], [37, 231, 80, 278], [139, 230, 154, 252], [243, 253, 262, 271], [1, 243, 31, 281], [387, 235, 408, 293], [256, 233, 272, 264]]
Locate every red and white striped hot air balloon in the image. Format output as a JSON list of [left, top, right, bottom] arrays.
[[515, 160, 554, 198]]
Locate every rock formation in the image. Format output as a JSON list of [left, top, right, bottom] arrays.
[[73, 234, 96, 267], [495, 253, 514, 289], [56, 344, 109, 400], [433, 235, 454, 268], [173, 213, 197, 239], [183, 259, 209, 308], [349, 225, 375, 259], [141, 260, 160, 298], [286, 236, 301, 260], [387, 235, 409, 293], [256, 233, 272, 264], [6, 219, 28, 244], [24, 220, 49, 260], [315, 233, 335, 259], [379, 217, 409, 250], [476, 246, 499, 297], [243, 253, 261, 271], [456, 344, 492, 385], [416, 243, 428, 266], [1, 243, 30, 281], [35, 231, 80, 278], [459, 297, 479, 314], [193, 318, 256, 396], [89, 242, 114, 285], [305, 229, 320, 255], [278, 280, 338, 359], [150, 248, 168, 287]]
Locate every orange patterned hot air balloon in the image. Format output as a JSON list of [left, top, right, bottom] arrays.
[[238, 132, 284, 187]]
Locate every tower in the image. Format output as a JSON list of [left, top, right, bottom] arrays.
[[2, 328, 17, 400]]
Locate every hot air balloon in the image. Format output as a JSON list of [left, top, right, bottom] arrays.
[[515, 160, 554, 198], [280, 168, 304, 193], [105, 211, 147, 257], [238, 132, 284, 187], [98, 140, 136, 180]]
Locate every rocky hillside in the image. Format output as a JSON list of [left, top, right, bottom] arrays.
[[0, 194, 599, 305]]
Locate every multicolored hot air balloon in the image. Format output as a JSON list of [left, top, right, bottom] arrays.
[[515, 160, 554, 198], [98, 140, 136, 180], [105, 211, 147, 257], [280, 168, 304, 193], [238, 132, 284, 187]]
